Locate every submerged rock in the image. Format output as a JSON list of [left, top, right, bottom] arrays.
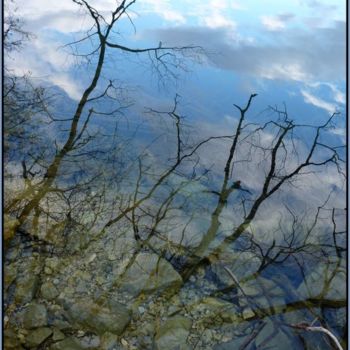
[[15, 274, 40, 305], [52, 329, 66, 341], [190, 297, 241, 326], [50, 337, 84, 350], [238, 277, 285, 309], [45, 257, 60, 271], [15, 257, 41, 304], [155, 316, 192, 350], [4, 215, 20, 242], [25, 327, 52, 348], [210, 251, 262, 290], [4, 328, 24, 349], [41, 281, 59, 300], [119, 253, 183, 296], [4, 263, 17, 289], [23, 302, 48, 329], [297, 262, 346, 300], [79, 334, 101, 348], [100, 332, 121, 350], [251, 318, 295, 349], [64, 297, 131, 335]]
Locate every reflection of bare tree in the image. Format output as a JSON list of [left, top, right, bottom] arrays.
[[4, 0, 32, 54], [206, 195, 346, 349], [239, 201, 346, 280], [180, 95, 344, 280], [4, 0, 203, 244], [84, 95, 235, 250], [97, 94, 345, 348], [4, 2, 346, 349]]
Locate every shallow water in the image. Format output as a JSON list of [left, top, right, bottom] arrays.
[[4, 6, 346, 346], [4, 153, 346, 349]]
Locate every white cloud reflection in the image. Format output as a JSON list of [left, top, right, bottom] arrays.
[[261, 15, 286, 31], [301, 90, 337, 114], [6, 0, 345, 112]]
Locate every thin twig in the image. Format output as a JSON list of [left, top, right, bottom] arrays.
[[223, 266, 249, 300], [290, 323, 343, 350], [239, 321, 266, 350]]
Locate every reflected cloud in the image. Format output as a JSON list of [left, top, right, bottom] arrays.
[[140, 0, 186, 24], [50, 74, 82, 101], [204, 13, 237, 29], [301, 90, 337, 114], [16, 0, 129, 32], [8, 35, 82, 100], [148, 21, 345, 84], [311, 82, 346, 104], [261, 13, 295, 31], [4, 1, 346, 348], [301, 0, 338, 12]]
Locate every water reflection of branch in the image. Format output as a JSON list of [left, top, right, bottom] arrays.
[[179, 97, 344, 284], [243, 298, 346, 322], [331, 208, 345, 259], [208, 110, 343, 260], [86, 99, 236, 248], [222, 264, 345, 348], [289, 322, 343, 350], [223, 266, 253, 308], [5, 0, 204, 246], [221, 265, 344, 350], [238, 321, 266, 350]]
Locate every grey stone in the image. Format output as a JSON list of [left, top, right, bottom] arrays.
[[4, 263, 17, 289], [4, 328, 24, 349], [297, 263, 346, 300], [86, 253, 97, 264], [106, 234, 137, 260], [46, 266, 54, 274], [65, 297, 131, 335], [41, 281, 59, 300], [202, 329, 213, 343], [79, 335, 100, 348], [15, 258, 41, 304], [100, 332, 121, 350], [15, 274, 39, 304], [23, 302, 48, 329], [119, 253, 183, 296], [45, 257, 60, 271], [211, 251, 261, 285], [168, 305, 182, 316], [239, 277, 286, 309], [75, 281, 88, 293], [254, 318, 295, 349], [139, 322, 155, 336], [155, 316, 192, 350], [52, 329, 66, 341], [77, 330, 85, 337], [4, 245, 19, 261], [242, 307, 255, 320], [4, 215, 19, 242], [51, 318, 72, 330], [50, 337, 84, 350], [25, 327, 52, 348], [189, 297, 241, 325]]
